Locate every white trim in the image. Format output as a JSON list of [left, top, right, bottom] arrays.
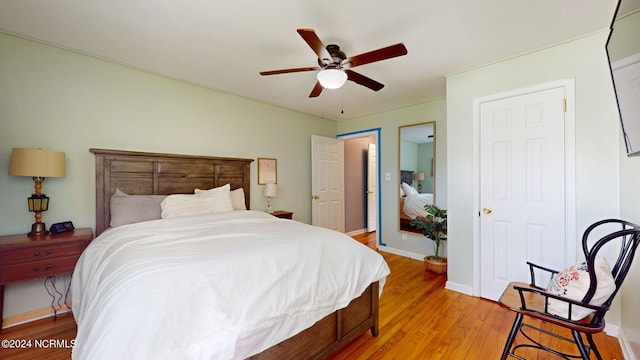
[[445, 281, 474, 296], [337, 128, 383, 246], [378, 247, 473, 297], [471, 79, 577, 297], [611, 52, 640, 71], [604, 323, 619, 337], [618, 328, 637, 360], [346, 228, 367, 236], [377, 245, 424, 261], [1, 306, 71, 329]]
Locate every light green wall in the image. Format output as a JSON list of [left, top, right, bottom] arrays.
[[3, 19, 638, 352], [447, 30, 623, 326], [613, 10, 640, 358], [608, 9, 640, 62], [0, 32, 336, 317], [418, 142, 434, 193], [338, 100, 447, 257], [399, 140, 434, 193]]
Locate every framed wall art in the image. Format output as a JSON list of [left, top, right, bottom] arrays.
[[257, 158, 277, 184]]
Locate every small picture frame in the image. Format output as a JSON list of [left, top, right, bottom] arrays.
[[258, 158, 277, 184]]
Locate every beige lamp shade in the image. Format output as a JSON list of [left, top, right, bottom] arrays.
[[264, 183, 278, 198], [9, 148, 65, 178], [414, 172, 425, 181]]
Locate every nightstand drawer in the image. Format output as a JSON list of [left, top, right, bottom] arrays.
[[0, 243, 87, 267], [0, 256, 80, 284], [0, 228, 93, 321]]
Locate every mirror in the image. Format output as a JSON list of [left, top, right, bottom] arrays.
[[398, 122, 435, 233], [606, 0, 640, 156]]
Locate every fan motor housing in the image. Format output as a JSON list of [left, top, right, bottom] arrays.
[[318, 44, 346, 68]]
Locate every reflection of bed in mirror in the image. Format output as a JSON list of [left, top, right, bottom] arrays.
[[399, 177, 434, 232], [398, 122, 436, 234]]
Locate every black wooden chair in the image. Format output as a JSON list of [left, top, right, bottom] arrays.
[[498, 219, 640, 359]]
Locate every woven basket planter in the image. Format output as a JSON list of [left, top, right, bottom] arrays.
[[424, 256, 447, 274]]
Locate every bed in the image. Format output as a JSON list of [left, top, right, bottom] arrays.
[[401, 182, 433, 220], [399, 179, 433, 233], [71, 148, 389, 360]]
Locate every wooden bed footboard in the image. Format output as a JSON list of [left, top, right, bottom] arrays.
[[250, 281, 380, 360]]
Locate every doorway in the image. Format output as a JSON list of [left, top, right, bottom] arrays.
[[338, 128, 381, 247], [473, 80, 576, 300]]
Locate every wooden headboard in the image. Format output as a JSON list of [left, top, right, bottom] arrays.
[[400, 170, 414, 186], [91, 148, 253, 236]]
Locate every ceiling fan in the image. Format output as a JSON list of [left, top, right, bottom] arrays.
[[260, 28, 408, 98]]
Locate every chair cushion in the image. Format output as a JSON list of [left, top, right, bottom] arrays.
[[546, 258, 616, 320]]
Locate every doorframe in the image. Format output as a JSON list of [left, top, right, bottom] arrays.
[[471, 79, 576, 296], [338, 128, 385, 247]]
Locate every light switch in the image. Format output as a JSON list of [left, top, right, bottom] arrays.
[[385, 172, 391, 181]]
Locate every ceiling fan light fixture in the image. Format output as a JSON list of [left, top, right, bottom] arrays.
[[317, 69, 347, 89]]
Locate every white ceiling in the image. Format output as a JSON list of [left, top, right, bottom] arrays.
[[1, 0, 638, 121]]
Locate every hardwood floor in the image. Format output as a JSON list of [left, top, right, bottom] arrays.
[[0, 232, 624, 359], [340, 232, 624, 359]]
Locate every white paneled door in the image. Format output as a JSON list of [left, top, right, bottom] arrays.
[[311, 135, 345, 232], [479, 86, 567, 301]]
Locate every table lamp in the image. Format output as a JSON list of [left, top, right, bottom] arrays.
[[414, 172, 425, 193], [8, 148, 65, 237], [264, 183, 278, 213]]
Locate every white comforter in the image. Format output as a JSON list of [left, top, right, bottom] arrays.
[[71, 211, 389, 360], [403, 193, 434, 219]]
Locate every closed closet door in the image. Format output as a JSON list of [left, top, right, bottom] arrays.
[[479, 86, 567, 301]]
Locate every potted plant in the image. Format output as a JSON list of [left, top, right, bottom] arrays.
[[409, 204, 448, 274]]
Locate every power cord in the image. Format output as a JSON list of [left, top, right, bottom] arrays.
[[44, 276, 64, 319]]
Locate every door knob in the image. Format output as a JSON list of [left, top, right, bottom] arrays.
[[312, 195, 319, 200], [482, 207, 492, 214]]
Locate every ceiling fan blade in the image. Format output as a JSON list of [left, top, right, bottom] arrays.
[[297, 28, 332, 63], [260, 66, 320, 76], [345, 70, 384, 91], [344, 43, 407, 68], [309, 81, 323, 98]]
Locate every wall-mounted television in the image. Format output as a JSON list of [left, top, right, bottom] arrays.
[[606, 0, 640, 157]]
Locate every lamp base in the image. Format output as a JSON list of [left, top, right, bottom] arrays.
[[28, 222, 49, 237]]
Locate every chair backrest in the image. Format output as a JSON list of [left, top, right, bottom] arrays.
[[581, 219, 640, 310]]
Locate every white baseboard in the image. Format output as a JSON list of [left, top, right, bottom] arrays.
[[1, 305, 72, 329], [378, 247, 475, 296], [445, 281, 474, 296], [605, 323, 619, 337], [377, 245, 424, 261], [346, 228, 367, 236], [618, 328, 638, 360]]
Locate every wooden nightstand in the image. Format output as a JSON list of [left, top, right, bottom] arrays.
[[271, 210, 293, 219], [0, 228, 93, 321]]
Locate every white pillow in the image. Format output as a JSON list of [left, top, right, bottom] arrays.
[[546, 258, 616, 320], [161, 184, 233, 219], [400, 186, 406, 197], [110, 189, 167, 227], [195, 186, 246, 210], [401, 182, 418, 196]]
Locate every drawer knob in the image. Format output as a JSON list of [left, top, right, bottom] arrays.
[[32, 264, 53, 272], [33, 250, 54, 257]]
